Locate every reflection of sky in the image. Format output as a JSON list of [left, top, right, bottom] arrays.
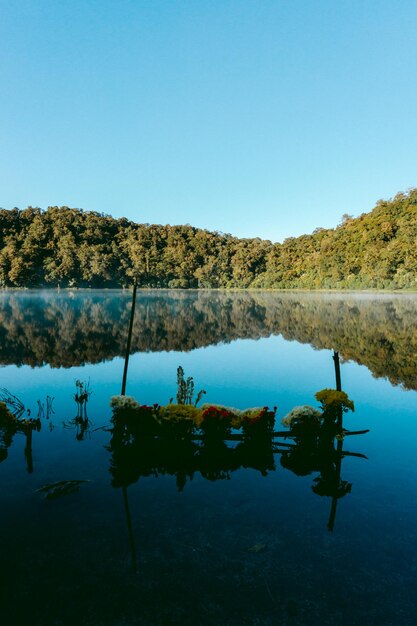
[[2, 328, 417, 494]]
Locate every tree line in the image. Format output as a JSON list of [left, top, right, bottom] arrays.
[[0, 189, 416, 289]]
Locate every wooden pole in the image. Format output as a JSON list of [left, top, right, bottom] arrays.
[[121, 280, 138, 396], [332, 351, 343, 430], [120, 280, 139, 573], [333, 351, 342, 391]]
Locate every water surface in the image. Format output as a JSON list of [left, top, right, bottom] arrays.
[[1, 290, 416, 625]]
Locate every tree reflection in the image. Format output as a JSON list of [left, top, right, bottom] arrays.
[[0, 291, 416, 389]]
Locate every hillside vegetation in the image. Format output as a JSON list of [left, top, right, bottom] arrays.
[[0, 189, 416, 289]]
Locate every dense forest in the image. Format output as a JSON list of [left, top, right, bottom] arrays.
[[0, 291, 416, 390], [0, 189, 416, 289]]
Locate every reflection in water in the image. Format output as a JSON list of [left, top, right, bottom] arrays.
[[63, 380, 93, 440], [2, 281, 417, 626], [36, 395, 55, 420], [108, 351, 368, 583], [0, 287, 372, 580], [0, 290, 416, 389], [0, 394, 41, 471], [279, 429, 366, 531], [108, 403, 367, 576], [0, 348, 377, 625]]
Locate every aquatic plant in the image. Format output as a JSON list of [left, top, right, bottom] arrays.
[[37, 395, 55, 420], [0, 389, 25, 419], [74, 379, 92, 418], [175, 366, 206, 406], [0, 400, 40, 431]]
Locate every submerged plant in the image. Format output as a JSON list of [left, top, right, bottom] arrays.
[[36, 479, 91, 500]]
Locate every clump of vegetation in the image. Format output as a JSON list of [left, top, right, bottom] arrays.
[[315, 389, 354, 413], [110, 395, 141, 410], [156, 404, 197, 438], [281, 405, 322, 436], [281, 389, 355, 437], [159, 404, 201, 423], [198, 406, 235, 439], [110, 397, 276, 440], [0, 388, 25, 419], [315, 389, 354, 427], [0, 401, 17, 425], [0, 394, 42, 463]]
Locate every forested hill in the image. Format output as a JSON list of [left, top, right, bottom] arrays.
[[0, 189, 416, 289]]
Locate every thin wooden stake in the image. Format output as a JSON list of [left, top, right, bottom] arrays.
[[333, 350, 343, 429], [333, 350, 342, 391], [120, 281, 139, 574], [121, 280, 138, 396]]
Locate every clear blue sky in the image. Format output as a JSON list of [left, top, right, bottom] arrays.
[[1, 0, 417, 242]]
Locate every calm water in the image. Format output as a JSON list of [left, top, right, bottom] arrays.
[[1, 290, 417, 625]]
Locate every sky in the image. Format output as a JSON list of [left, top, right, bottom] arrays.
[[1, 0, 417, 243]]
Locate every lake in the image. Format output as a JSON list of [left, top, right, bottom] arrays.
[[1, 289, 417, 626]]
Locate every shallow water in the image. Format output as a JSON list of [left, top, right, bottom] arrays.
[[1, 290, 417, 625]]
